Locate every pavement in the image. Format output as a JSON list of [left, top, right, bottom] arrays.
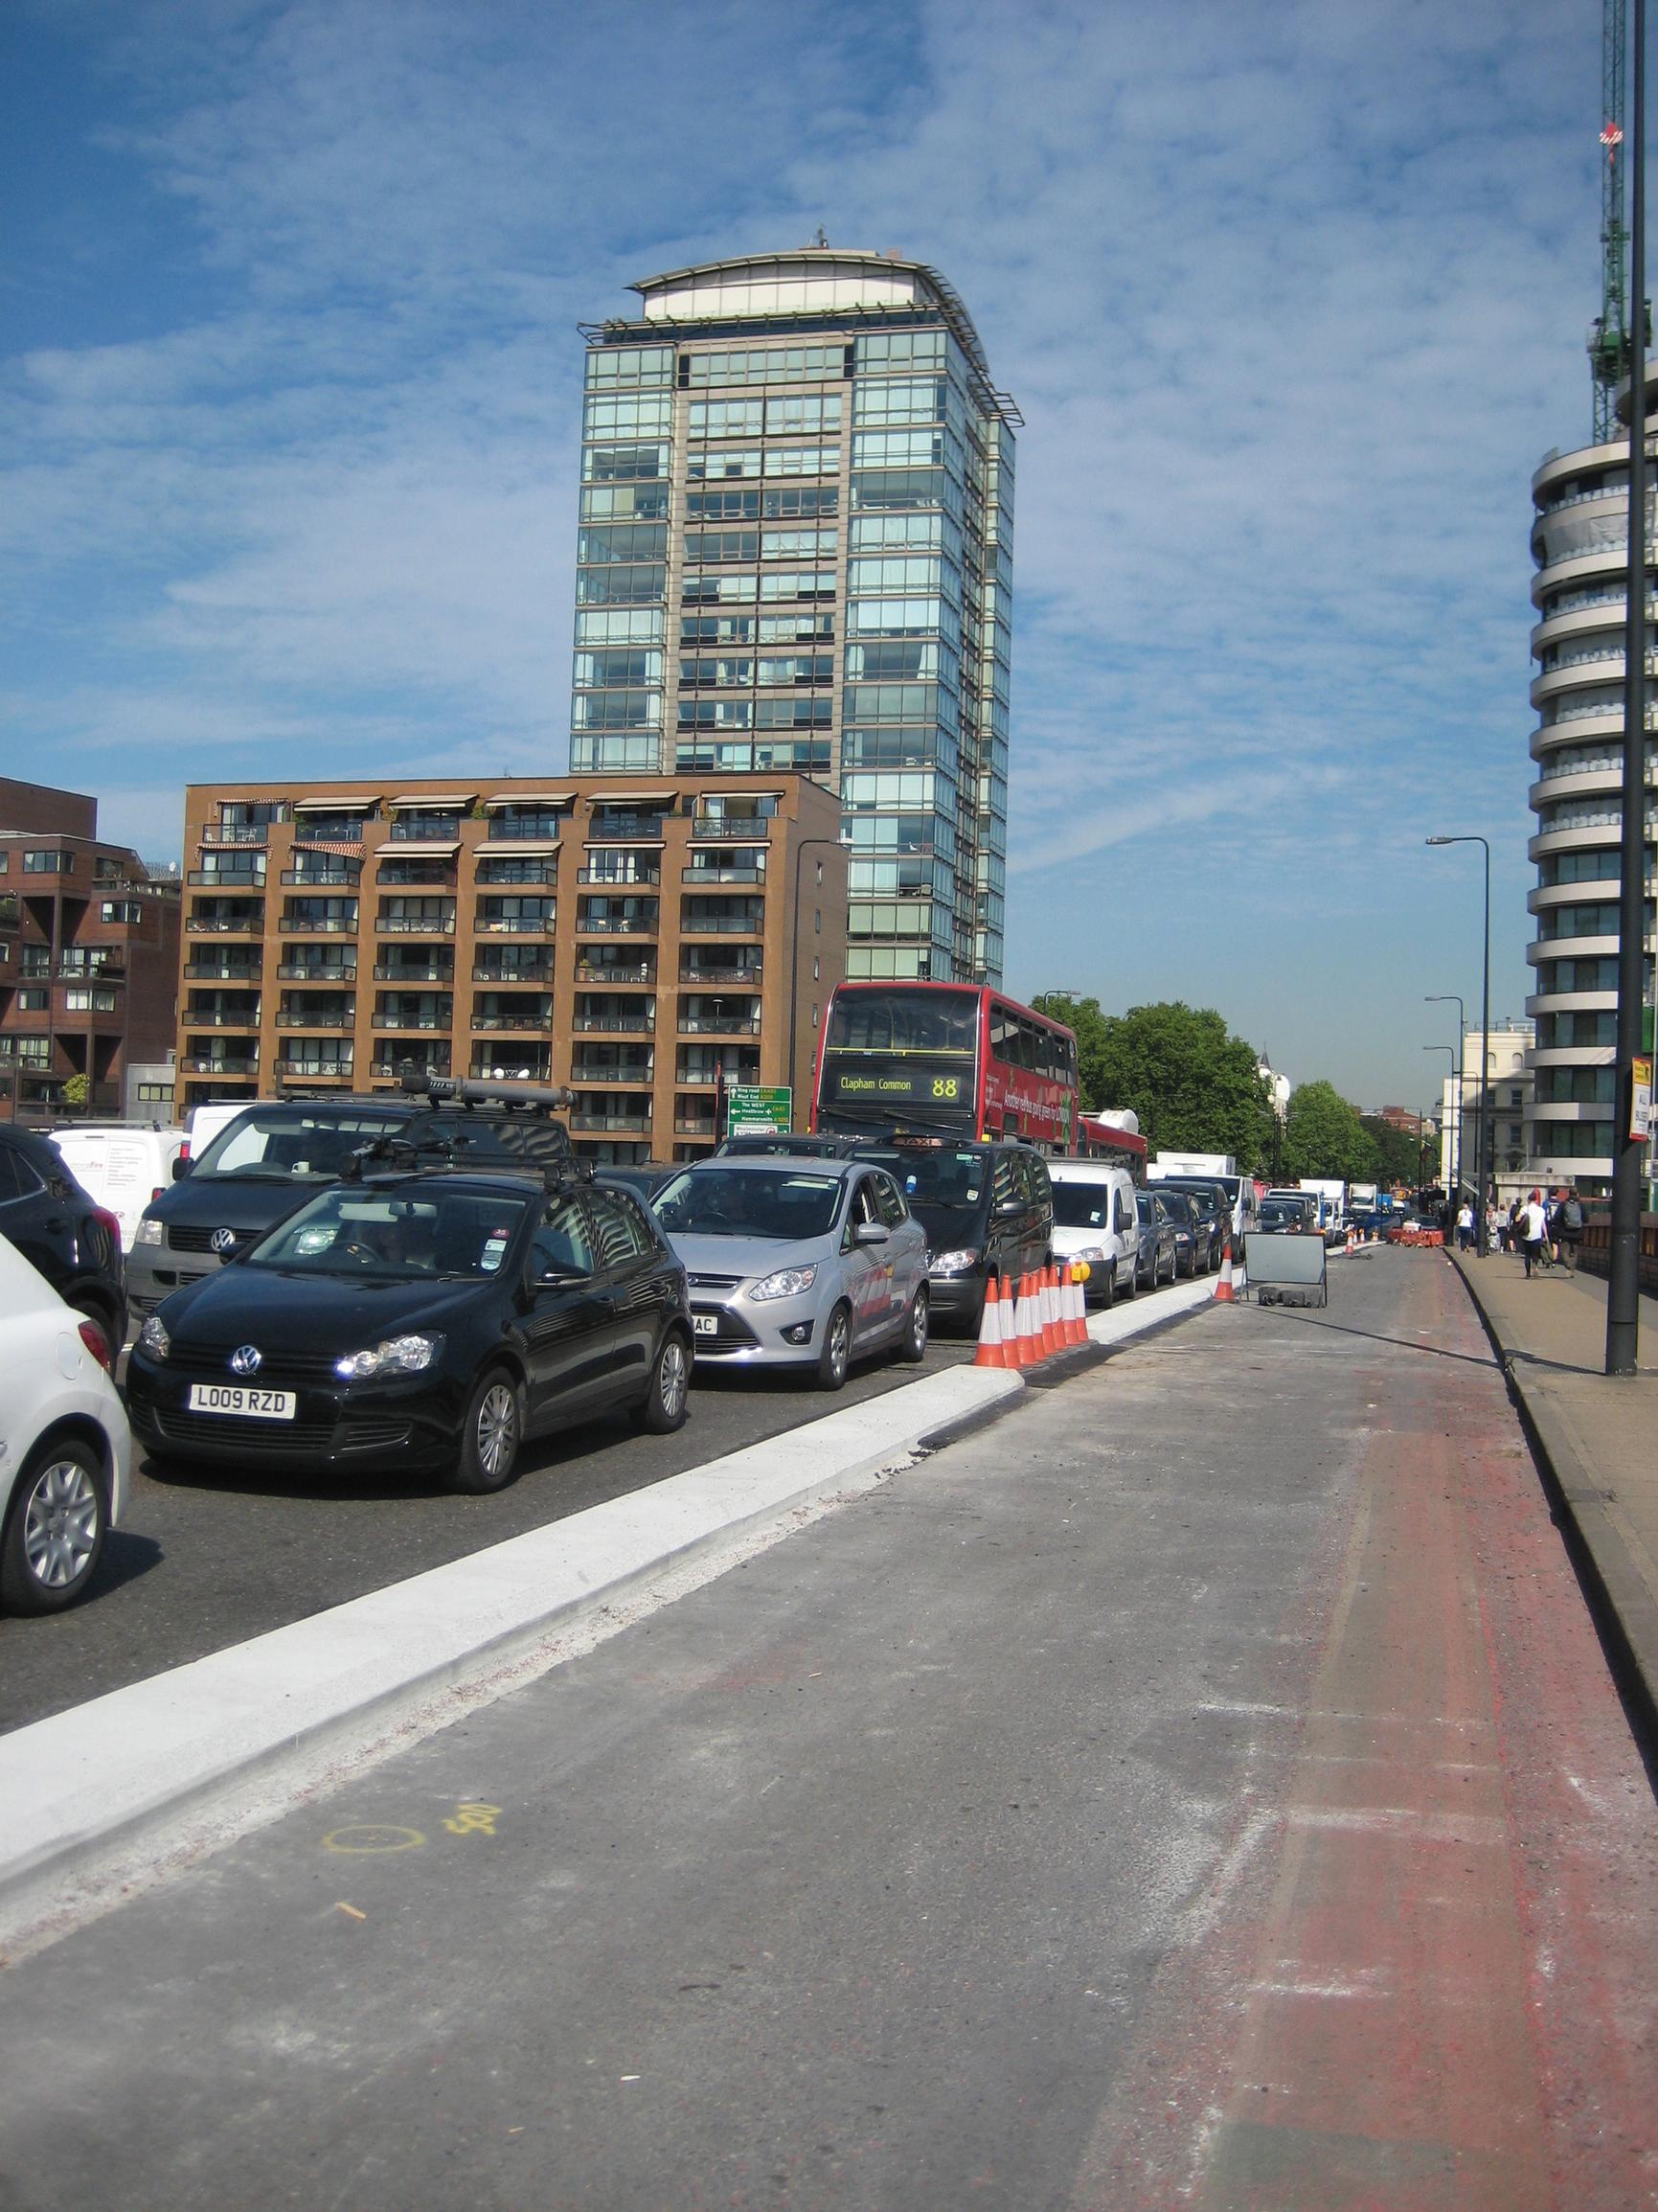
[[1448, 1242, 1658, 1739], [0, 1272, 1222, 1962]]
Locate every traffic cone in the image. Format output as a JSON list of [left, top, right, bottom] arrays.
[[1039, 1265, 1059, 1358], [1215, 1234, 1238, 1304], [1064, 1263, 1087, 1345], [997, 1272, 1017, 1361], [973, 1279, 1006, 1369], [1011, 1271, 1036, 1369]]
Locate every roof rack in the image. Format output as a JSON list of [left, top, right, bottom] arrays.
[[397, 1067, 576, 1113]]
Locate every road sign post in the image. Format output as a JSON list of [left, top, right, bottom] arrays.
[[724, 1084, 793, 1139]]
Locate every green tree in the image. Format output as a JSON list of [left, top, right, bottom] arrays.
[[62, 1073, 89, 1109], [1035, 996, 1273, 1169], [1282, 1080, 1376, 1180]]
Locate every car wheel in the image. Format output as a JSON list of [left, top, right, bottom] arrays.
[[634, 1329, 691, 1434], [450, 1366, 524, 1494], [897, 1283, 929, 1364], [1, 1435, 107, 1615], [1097, 1260, 1115, 1311], [816, 1301, 852, 1391]]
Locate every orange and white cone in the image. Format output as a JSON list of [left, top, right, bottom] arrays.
[[997, 1272, 1017, 1360], [1011, 1271, 1036, 1369], [1039, 1265, 1059, 1358], [1064, 1263, 1087, 1345], [973, 1279, 1006, 1368], [1215, 1234, 1238, 1305]]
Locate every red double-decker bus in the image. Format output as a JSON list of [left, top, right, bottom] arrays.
[[810, 981, 1080, 1150]]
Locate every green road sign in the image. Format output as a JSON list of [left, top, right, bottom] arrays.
[[725, 1084, 792, 1137]]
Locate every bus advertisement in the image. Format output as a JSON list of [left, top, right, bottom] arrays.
[[811, 982, 1080, 1150]]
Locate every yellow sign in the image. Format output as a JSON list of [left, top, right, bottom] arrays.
[[1633, 1054, 1653, 1144]]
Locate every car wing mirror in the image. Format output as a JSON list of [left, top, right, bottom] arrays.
[[995, 1196, 1023, 1217], [852, 1220, 890, 1246], [171, 1155, 193, 1180]]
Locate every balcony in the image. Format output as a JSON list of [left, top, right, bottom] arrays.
[[186, 1008, 263, 1030], [377, 916, 456, 934], [691, 817, 772, 842], [474, 916, 555, 936], [374, 960, 452, 981], [572, 1012, 655, 1034], [470, 959, 551, 984], [280, 1009, 356, 1031], [281, 866, 360, 886], [677, 1014, 761, 1036], [682, 864, 763, 885], [674, 1113, 718, 1136], [200, 822, 272, 848], [278, 961, 358, 982], [186, 915, 262, 935], [679, 960, 761, 985], [678, 914, 764, 936], [283, 915, 358, 935], [188, 868, 266, 888], [182, 1055, 258, 1076], [186, 957, 263, 981], [575, 914, 658, 936], [585, 816, 669, 844], [571, 1062, 654, 1085], [575, 957, 656, 985], [578, 863, 660, 886], [57, 956, 125, 982], [274, 1060, 354, 1080], [470, 1016, 550, 1035], [571, 1111, 651, 1133], [371, 1052, 451, 1079], [468, 1055, 553, 1081], [372, 1013, 451, 1031]]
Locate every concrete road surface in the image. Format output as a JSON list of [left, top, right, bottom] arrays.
[[1, 1249, 1653, 2211]]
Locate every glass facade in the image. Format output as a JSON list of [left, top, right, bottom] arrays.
[[568, 256, 1015, 986]]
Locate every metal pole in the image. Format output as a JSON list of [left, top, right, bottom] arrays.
[[1610, 0, 1648, 1373], [1426, 995, 1465, 1207], [1424, 1045, 1457, 1209]]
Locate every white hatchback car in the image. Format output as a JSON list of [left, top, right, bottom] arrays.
[[0, 1232, 132, 1614]]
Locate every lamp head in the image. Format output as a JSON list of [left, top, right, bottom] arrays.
[[1425, 835, 1450, 846]]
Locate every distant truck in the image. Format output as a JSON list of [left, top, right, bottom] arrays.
[[1149, 1152, 1236, 1178], [1349, 1181, 1378, 1214]]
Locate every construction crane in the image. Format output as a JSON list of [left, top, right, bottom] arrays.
[[1590, 0, 1631, 444]]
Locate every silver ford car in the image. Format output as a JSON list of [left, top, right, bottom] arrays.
[[651, 1154, 931, 1390]]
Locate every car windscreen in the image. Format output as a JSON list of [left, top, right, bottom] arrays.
[[193, 1108, 406, 1181], [1157, 1191, 1195, 1222], [858, 1148, 988, 1210], [654, 1167, 844, 1241], [1051, 1182, 1111, 1229], [246, 1187, 532, 1278]]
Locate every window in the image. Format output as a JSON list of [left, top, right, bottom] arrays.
[[576, 563, 666, 606], [758, 569, 836, 604], [761, 527, 837, 561], [582, 442, 670, 483], [684, 530, 761, 565], [23, 850, 72, 875], [531, 1193, 596, 1279], [850, 468, 953, 513], [571, 690, 662, 730], [852, 376, 949, 426], [686, 447, 761, 482], [852, 428, 960, 472], [63, 988, 118, 1013], [579, 484, 670, 523], [687, 490, 761, 523], [682, 344, 845, 386], [576, 608, 664, 646], [573, 649, 664, 688], [577, 523, 669, 565], [764, 445, 839, 477], [588, 1189, 656, 1266], [764, 393, 841, 437], [761, 486, 837, 520], [681, 571, 760, 605], [14, 987, 48, 1012], [853, 330, 949, 374], [584, 345, 674, 387], [582, 392, 672, 440], [687, 399, 763, 440]]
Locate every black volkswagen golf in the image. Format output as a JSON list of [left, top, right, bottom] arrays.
[[125, 1161, 693, 1493]]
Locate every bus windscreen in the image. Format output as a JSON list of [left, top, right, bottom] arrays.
[[818, 987, 981, 1128]]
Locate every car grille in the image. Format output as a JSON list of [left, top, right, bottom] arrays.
[[687, 1273, 742, 1292], [691, 1305, 759, 1350], [169, 1341, 348, 1383], [150, 1410, 413, 1454], [168, 1225, 240, 1255]]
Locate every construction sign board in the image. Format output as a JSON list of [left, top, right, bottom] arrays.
[[725, 1084, 793, 1138]]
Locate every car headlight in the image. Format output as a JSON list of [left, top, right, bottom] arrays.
[[139, 1313, 170, 1360], [333, 1333, 443, 1380], [136, 1219, 163, 1246], [749, 1265, 818, 1302], [1072, 1244, 1106, 1266], [929, 1248, 979, 1276]]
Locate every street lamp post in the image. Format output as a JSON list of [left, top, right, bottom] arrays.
[[1423, 1045, 1458, 1214], [1426, 836, 1491, 1258], [785, 838, 845, 1131]]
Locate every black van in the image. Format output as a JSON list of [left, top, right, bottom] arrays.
[[852, 1140, 1053, 1335], [126, 1076, 577, 1315]]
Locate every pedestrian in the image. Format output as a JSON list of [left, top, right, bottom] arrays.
[[1519, 1188, 1549, 1278], [1508, 1197, 1523, 1255], [1558, 1188, 1584, 1273], [1456, 1198, 1474, 1253], [1486, 1200, 1503, 1254]]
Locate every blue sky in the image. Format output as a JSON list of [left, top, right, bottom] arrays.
[[1, 0, 1607, 1107]]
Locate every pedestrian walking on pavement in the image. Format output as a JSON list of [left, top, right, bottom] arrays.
[[1456, 1199, 1474, 1253], [1519, 1189, 1549, 1278], [1558, 1190, 1584, 1272]]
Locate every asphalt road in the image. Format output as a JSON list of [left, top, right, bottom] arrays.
[[1, 1319, 990, 1735], [5, 1250, 1652, 2209]]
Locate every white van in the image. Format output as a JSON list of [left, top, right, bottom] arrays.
[[187, 1099, 263, 1158], [1047, 1158, 1143, 1306], [49, 1123, 189, 1255]]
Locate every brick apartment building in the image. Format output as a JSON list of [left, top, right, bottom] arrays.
[[0, 777, 181, 1124], [174, 774, 848, 1159]]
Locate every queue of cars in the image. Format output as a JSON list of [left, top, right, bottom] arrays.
[[0, 1086, 1215, 1614]]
